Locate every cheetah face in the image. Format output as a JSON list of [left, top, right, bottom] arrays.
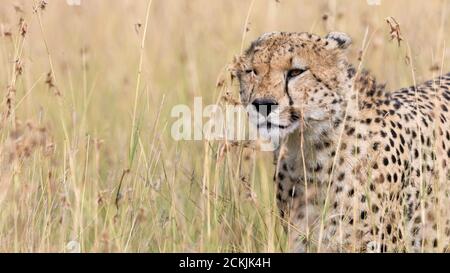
[[231, 32, 352, 140]]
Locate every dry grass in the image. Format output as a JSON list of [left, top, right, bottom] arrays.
[[0, 0, 449, 252]]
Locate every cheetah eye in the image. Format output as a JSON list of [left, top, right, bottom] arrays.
[[287, 68, 307, 79], [244, 69, 257, 75]]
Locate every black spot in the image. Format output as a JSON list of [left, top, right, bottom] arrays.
[[372, 205, 379, 213], [386, 224, 392, 235], [288, 188, 297, 197], [347, 127, 355, 136], [391, 154, 397, 164], [314, 164, 323, 172], [389, 138, 395, 147], [347, 188, 354, 197], [360, 210, 368, 220], [372, 142, 380, 151], [351, 146, 360, 155]]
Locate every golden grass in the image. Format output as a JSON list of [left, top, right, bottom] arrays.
[[0, 0, 449, 252]]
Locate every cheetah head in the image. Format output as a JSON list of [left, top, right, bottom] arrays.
[[230, 32, 353, 141]]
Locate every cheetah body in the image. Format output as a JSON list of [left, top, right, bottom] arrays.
[[231, 31, 450, 252]]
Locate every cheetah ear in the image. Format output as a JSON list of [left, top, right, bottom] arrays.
[[325, 32, 352, 50]]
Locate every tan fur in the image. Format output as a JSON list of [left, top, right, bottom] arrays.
[[232, 32, 450, 252]]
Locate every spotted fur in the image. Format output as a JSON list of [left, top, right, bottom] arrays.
[[231, 31, 450, 252]]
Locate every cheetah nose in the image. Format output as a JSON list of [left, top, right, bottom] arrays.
[[251, 98, 278, 117]]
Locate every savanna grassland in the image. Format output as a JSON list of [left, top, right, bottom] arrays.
[[0, 0, 449, 252]]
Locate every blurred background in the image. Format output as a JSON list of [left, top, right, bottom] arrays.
[[0, 0, 449, 252]]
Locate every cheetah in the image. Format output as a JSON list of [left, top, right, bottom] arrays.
[[230, 31, 450, 252]]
